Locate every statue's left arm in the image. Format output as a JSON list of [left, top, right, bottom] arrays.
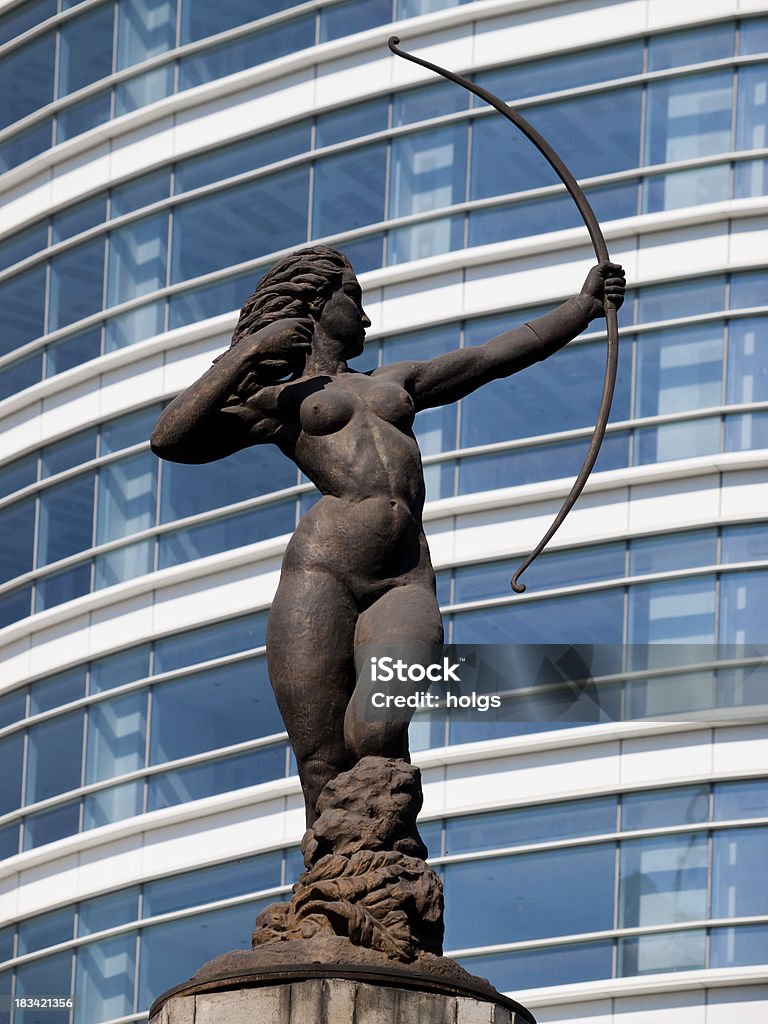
[[387, 263, 624, 410]]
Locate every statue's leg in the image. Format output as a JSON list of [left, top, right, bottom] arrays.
[[267, 568, 358, 826], [345, 583, 444, 763]]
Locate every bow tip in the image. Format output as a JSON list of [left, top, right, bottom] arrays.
[[388, 35, 401, 52], [510, 576, 527, 594]]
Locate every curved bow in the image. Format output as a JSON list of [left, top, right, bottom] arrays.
[[388, 36, 619, 593]]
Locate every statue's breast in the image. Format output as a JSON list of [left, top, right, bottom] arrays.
[[299, 387, 355, 436], [365, 382, 416, 429]]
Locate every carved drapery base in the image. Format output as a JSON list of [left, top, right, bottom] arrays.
[[253, 756, 442, 963]]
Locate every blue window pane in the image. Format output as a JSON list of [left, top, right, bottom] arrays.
[[117, 0, 177, 68], [158, 500, 294, 568], [0, 823, 19, 858], [0, 220, 48, 273], [636, 323, 724, 417], [589, 179, 639, 221], [0, 453, 37, 499], [639, 276, 726, 323], [154, 612, 268, 673], [0, 120, 53, 177], [714, 779, 768, 821], [34, 561, 92, 611], [461, 338, 631, 447], [46, 327, 102, 377], [107, 213, 168, 306], [722, 523, 768, 564], [76, 933, 136, 1024], [26, 710, 84, 802], [137, 902, 261, 1011], [629, 530, 717, 575], [388, 214, 464, 264], [115, 62, 175, 115], [459, 941, 612, 992], [160, 445, 295, 521], [30, 667, 86, 713], [143, 851, 281, 916], [316, 98, 389, 148], [83, 780, 144, 828], [619, 929, 706, 975], [634, 416, 721, 465], [728, 317, 768, 404], [101, 404, 159, 454], [94, 538, 154, 589], [394, 80, 468, 127], [0, 496, 35, 584], [0, 585, 32, 628], [181, 0, 297, 43], [58, 4, 114, 96], [469, 193, 574, 247], [37, 473, 95, 564], [725, 410, 768, 451], [0, 926, 13, 962], [15, 951, 72, 1002], [1, 263, 46, 355], [622, 786, 709, 831], [0, 32, 55, 131], [445, 843, 615, 947], [0, 0, 56, 46], [90, 643, 150, 693], [0, 350, 43, 402], [712, 826, 768, 917], [78, 887, 139, 936], [740, 18, 768, 55], [336, 233, 383, 275], [711, 924, 768, 968], [147, 745, 286, 810], [48, 238, 105, 331], [313, 144, 386, 237], [735, 157, 768, 199], [446, 796, 616, 854], [471, 110, 558, 200], [628, 576, 716, 647], [23, 799, 81, 850], [477, 40, 643, 102], [458, 432, 629, 494], [737, 64, 768, 151], [0, 687, 25, 728], [18, 907, 74, 955], [111, 169, 171, 218], [649, 23, 736, 70], [453, 589, 625, 645], [0, 733, 24, 814], [86, 690, 147, 783], [619, 832, 708, 928], [51, 69, 112, 132], [41, 428, 97, 477], [104, 301, 165, 350], [646, 71, 733, 164], [96, 451, 157, 543], [719, 570, 767, 644], [168, 274, 253, 328], [171, 165, 309, 282], [150, 658, 282, 763], [644, 163, 730, 213], [454, 543, 625, 604], [319, 0, 390, 42], [175, 122, 310, 194], [390, 125, 467, 218], [178, 17, 314, 89], [53, 194, 107, 244], [527, 87, 641, 179]]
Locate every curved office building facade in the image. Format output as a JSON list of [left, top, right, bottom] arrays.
[[0, 1, 767, 1022]]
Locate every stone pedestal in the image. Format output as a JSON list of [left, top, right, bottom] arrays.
[[150, 974, 527, 1024]]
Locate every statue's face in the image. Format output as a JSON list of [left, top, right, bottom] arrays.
[[317, 269, 371, 356]]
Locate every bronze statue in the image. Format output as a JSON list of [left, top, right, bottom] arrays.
[[150, 246, 625, 829]]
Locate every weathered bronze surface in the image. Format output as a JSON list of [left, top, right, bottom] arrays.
[[151, 245, 624, 832]]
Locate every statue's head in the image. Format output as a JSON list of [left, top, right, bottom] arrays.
[[230, 245, 352, 349]]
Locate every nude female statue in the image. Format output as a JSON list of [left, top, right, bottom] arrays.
[[151, 246, 625, 826]]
